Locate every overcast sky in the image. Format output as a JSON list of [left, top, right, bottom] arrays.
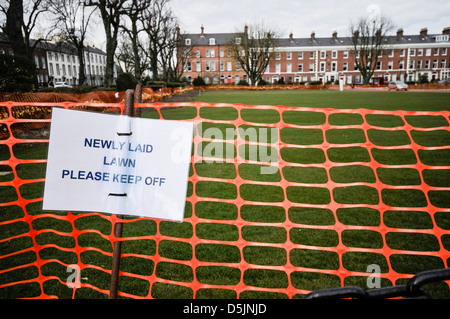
[[171, 0, 450, 38]]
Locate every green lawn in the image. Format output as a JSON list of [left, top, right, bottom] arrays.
[[191, 89, 450, 111], [1, 90, 450, 299]]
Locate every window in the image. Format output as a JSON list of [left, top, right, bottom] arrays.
[[227, 61, 232, 71], [425, 60, 430, 68], [331, 62, 337, 72], [209, 38, 215, 45], [210, 49, 215, 58], [332, 50, 337, 59], [376, 61, 382, 70], [418, 49, 423, 56], [276, 63, 281, 73], [236, 37, 241, 45], [298, 64, 303, 72], [433, 60, 438, 69], [320, 62, 325, 72], [309, 63, 314, 72], [320, 51, 326, 59], [309, 51, 314, 59], [442, 48, 447, 56], [206, 49, 210, 58], [287, 63, 292, 72], [287, 52, 292, 60], [343, 51, 348, 59], [220, 61, 224, 72], [400, 49, 405, 57], [388, 50, 394, 57], [343, 62, 348, 71], [410, 48, 415, 56], [426, 48, 431, 56], [220, 49, 224, 58], [434, 48, 439, 55], [298, 52, 303, 59], [205, 61, 210, 71], [41, 57, 46, 69], [196, 50, 200, 58], [399, 60, 404, 69], [417, 60, 422, 69], [185, 38, 191, 45], [409, 60, 415, 69], [49, 63, 53, 75], [441, 60, 446, 68], [388, 61, 393, 70], [276, 52, 281, 60], [196, 62, 201, 72]]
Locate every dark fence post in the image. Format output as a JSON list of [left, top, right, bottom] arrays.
[[109, 89, 135, 299]]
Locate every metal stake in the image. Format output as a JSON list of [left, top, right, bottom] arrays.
[[109, 89, 135, 299]]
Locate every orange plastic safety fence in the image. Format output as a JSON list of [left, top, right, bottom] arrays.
[[1, 101, 449, 299]]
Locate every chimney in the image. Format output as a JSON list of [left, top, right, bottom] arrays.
[[289, 32, 293, 40], [353, 30, 359, 38], [244, 25, 248, 35], [376, 29, 382, 38], [332, 30, 337, 39], [201, 25, 204, 36], [420, 28, 428, 37], [443, 27, 450, 35], [396, 28, 404, 38], [311, 31, 315, 41]]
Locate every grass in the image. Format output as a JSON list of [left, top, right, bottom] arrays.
[[191, 89, 450, 111], [1, 89, 450, 299]]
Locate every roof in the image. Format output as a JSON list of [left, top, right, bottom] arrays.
[[0, 32, 106, 55], [185, 31, 450, 49]]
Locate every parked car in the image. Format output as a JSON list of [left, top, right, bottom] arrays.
[[388, 81, 408, 91], [54, 82, 72, 88]]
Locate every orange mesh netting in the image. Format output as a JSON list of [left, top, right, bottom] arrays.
[[1, 100, 449, 299]]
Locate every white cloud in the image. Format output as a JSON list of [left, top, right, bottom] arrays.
[[171, 0, 450, 37]]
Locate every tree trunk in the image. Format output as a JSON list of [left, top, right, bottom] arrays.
[[5, 0, 28, 57], [77, 47, 86, 85]]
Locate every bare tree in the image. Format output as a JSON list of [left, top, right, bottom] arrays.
[[228, 22, 280, 86], [86, 0, 127, 87], [118, 0, 151, 82], [48, 0, 96, 85], [116, 28, 149, 77], [163, 26, 191, 82], [139, 0, 172, 80], [349, 14, 394, 84], [1, 0, 48, 58]]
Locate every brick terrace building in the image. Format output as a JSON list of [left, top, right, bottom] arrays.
[[183, 26, 450, 85]]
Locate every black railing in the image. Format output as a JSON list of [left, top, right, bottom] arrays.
[[304, 268, 450, 299]]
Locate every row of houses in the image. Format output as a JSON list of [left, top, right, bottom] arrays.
[[0, 33, 117, 87], [182, 26, 450, 85]]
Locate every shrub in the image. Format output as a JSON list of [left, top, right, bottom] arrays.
[[0, 54, 38, 92], [116, 72, 138, 91], [237, 80, 249, 86], [193, 76, 206, 86]]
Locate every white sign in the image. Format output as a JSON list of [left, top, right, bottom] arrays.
[[43, 108, 193, 222]]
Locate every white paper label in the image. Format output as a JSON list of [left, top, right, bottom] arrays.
[[43, 108, 193, 222]]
